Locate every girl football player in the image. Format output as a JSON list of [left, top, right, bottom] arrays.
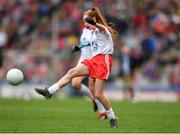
[[71, 13, 107, 120], [34, 7, 118, 128]]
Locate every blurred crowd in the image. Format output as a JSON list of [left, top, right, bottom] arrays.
[[0, 0, 179, 90]]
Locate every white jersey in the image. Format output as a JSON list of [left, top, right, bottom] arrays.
[[90, 25, 114, 57], [78, 28, 93, 64]]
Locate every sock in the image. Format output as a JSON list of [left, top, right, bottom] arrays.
[[95, 99, 106, 113], [48, 83, 60, 94], [79, 84, 94, 100], [107, 108, 116, 120]]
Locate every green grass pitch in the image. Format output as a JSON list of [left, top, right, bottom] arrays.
[[0, 98, 180, 133]]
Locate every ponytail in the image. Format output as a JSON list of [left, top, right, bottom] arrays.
[[91, 7, 118, 36]]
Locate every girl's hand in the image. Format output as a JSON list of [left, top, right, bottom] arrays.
[[85, 17, 96, 25], [72, 45, 80, 53]]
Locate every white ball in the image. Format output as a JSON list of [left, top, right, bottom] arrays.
[[6, 68, 24, 86]]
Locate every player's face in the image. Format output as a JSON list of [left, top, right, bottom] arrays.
[[83, 14, 88, 21], [83, 14, 94, 29], [84, 22, 96, 30], [83, 14, 96, 30]]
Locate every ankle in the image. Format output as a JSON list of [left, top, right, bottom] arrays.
[[48, 83, 60, 94]]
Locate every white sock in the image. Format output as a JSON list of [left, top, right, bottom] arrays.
[[107, 108, 116, 120], [79, 84, 94, 100], [48, 83, 60, 94], [95, 99, 106, 113]]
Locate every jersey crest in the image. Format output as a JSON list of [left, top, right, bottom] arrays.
[[92, 41, 99, 52]]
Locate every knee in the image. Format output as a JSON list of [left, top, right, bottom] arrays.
[[88, 83, 94, 91], [71, 80, 81, 89], [94, 91, 102, 100], [88, 85, 95, 96], [67, 68, 78, 78]]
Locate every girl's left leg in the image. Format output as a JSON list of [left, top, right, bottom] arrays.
[[94, 79, 111, 110], [94, 79, 118, 128], [88, 78, 107, 118]]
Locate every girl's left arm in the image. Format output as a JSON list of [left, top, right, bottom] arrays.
[[85, 17, 106, 32]]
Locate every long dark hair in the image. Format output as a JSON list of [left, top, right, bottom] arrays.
[[84, 7, 118, 36]]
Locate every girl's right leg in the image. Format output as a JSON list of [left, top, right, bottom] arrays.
[[56, 64, 89, 89], [34, 64, 89, 97]]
